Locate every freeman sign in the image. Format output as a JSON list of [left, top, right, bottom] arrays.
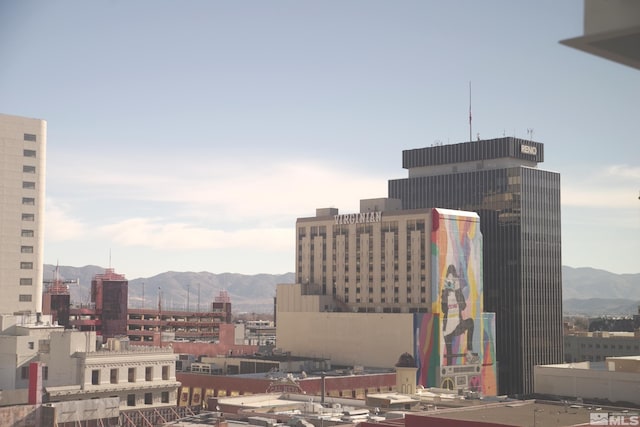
[[334, 211, 382, 225], [520, 144, 537, 155]]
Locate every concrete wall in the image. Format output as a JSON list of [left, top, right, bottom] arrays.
[[584, 0, 640, 35], [276, 310, 414, 368], [276, 284, 332, 313], [0, 404, 37, 427], [534, 364, 640, 405]]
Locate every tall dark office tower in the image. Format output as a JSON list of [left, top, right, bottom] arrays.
[[388, 137, 563, 396]]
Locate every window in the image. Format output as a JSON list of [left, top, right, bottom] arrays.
[[28, 342, 34, 350], [21, 366, 29, 379], [91, 369, 100, 385], [162, 365, 169, 380], [19, 294, 32, 302], [161, 391, 170, 403], [24, 133, 37, 141], [110, 368, 118, 384], [145, 366, 153, 381], [21, 246, 33, 253], [23, 149, 36, 157], [23, 165, 36, 173], [22, 181, 36, 189], [144, 392, 153, 405], [127, 394, 136, 406], [21, 229, 34, 237], [22, 197, 35, 205], [128, 367, 135, 382], [22, 213, 35, 221], [43, 366, 48, 381], [20, 278, 33, 286], [20, 262, 33, 270]]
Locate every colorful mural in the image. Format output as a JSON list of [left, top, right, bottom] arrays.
[[421, 208, 496, 395], [481, 313, 498, 395], [413, 313, 439, 388]]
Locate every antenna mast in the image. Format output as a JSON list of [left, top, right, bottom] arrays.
[[469, 81, 472, 143]]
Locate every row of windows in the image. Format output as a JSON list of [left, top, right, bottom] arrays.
[[351, 285, 427, 294], [93, 365, 171, 385], [127, 391, 171, 406], [579, 343, 640, 350], [21, 365, 47, 380]]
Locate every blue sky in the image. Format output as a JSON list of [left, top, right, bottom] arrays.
[[1, 1, 638, 278]]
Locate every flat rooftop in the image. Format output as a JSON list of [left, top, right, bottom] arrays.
[[423, 400, 629, 427]]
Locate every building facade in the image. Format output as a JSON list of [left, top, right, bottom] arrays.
[[564, 331, 640, 363], [59, 269, 233, 345], [41, 332, 180, 410], [535, 357, 640, 406], [296, 202, 431, 314], [284, 206, 498, 396], [387, 137, 563, 396], [0, 113, 47, 315]]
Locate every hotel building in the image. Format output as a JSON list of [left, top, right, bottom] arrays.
[[278, 205, 498, 396], [0, 113, 47, 315], [388, 137, 563, 395]]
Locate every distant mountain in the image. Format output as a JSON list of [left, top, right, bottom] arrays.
[[563, 298, 640, 317], [43, 265, 640, 316], [562, 266, 640, 316], [44, 265, 293, 314], [562, 266, 640, 300]]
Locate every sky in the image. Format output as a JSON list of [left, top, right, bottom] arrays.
[[1, 1, 638, 278]]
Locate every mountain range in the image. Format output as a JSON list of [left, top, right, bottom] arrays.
[[44, 265, 640, 316]]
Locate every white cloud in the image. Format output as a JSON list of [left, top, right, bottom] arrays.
[[44, 198, 90, 241], [99, 218, 293, 251], [45, 158, 387, 253], [561, 164, 639, 208], [605, 164, 640, 180], [49, 157, 387, 221]]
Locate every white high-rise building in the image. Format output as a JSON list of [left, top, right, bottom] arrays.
[[0, 113, 47, 315]]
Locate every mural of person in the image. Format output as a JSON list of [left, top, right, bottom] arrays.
[[441, 264, 478, 365]]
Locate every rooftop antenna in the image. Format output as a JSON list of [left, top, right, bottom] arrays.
[[469, 81, 472, 143], [527, 128, 534, 141]]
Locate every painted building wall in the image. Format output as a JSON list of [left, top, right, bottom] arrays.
[[276, 309, 414, 368], [279, 207, 497, 395], [423, 208, 497, 395]]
